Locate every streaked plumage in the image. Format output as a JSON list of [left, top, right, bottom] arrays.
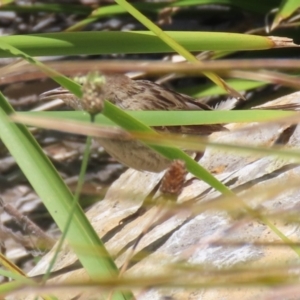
[[40, 73, 225, 172]]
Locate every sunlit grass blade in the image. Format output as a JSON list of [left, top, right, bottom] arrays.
[[271, 0, 300, 30], [178, 78, 268, 97], [0, 252, 26, 277], [226, 70, 300, 90], [11, 111, 300, 162]]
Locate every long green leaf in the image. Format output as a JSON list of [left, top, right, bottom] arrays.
[[14, 110, 298, 126], [0, 31, 285, 57]]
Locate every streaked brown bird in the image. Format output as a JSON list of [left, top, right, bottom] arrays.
[[41, 72, 225, 172]]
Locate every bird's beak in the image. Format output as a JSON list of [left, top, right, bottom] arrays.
[[39, 87, 72, 102]]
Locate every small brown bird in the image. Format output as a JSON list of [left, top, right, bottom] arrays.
[[41, 72, 225, 172]]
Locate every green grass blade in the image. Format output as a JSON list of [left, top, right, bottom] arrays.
[[0, 78, 131, 300], [271, 0, 300, 30], [14, 110, 298, 127], [0, 31, 284, 57]]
